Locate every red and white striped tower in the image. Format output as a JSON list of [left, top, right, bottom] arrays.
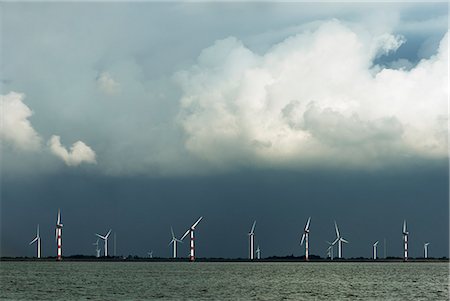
[[56, 209, 63, 261], [403, 220, 408, 261], [181, 217, 203, 262], [190, 228, 195, 261]]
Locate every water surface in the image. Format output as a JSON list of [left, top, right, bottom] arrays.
[[0, 262, 448, 300]]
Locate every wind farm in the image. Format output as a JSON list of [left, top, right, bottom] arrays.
[[14, 213, 445, 263]]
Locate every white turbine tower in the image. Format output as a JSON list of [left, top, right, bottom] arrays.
[[93, 239, 101, 258], [332, 221, 348, 259], [96, 229, 112, 257], [373, 241, 379, 260], [300, 217, 311, 261], [402, 220, 408, 261], [255, 245, 261, 260], [248, 221, 256, 260], [424, 243, 430, 259], [55, 209, 63, 261], [181, 216, 203, 262], [169, 226, 183, 258], [29, 224, 41, 259]]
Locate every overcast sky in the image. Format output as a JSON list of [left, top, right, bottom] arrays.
[[1, 2, 448, 258]]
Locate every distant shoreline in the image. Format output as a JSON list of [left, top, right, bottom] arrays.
[[1, 257, 448, 263]]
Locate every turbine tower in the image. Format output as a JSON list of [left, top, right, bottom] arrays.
[[424, 242, 430, 259], [169, 226, 183, 258], [402, 220, 408, 261], [181, 216, 203, 262], [248, 221, 256, 260], [29, 224, 41, 259], [96, 229, 112, 257], [300, 217, 311, 261], [148, 251, 153, 258], [373, 241, 379, 260], [332, 221, 348, 259], [255, 245, 261, 260], [93, 239, 101, 258], [55, 209, 63, 261]]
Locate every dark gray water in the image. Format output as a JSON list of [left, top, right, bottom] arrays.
[[0, 262, 448, 300]]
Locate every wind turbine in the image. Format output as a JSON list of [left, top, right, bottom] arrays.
[[402, 220, 408, 261], [181, 216, 203, 262], [96, 229, 112, 257], [148, 251, 153, 259], [169, 226, 183, 258], [326, 241, 334, 260], [424, 243, 430, 259], [29, 224, 41, 258], [248, 221, 256, 260], [300, 217, 311, 261], [255, 245, 261, 260], [332, 221, 348, 259], [93, 239, 101, 258], [373, 241, 379, 260], [55, 209, 63, 261]]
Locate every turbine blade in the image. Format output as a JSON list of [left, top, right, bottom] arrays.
[[300, 233, 305, 245], [30, 237, 38, 245], [403, 220, 407, 233], [95, 233, 106, 240], [332, 238, 339, 245], [305, 217, 311, 231], [105, 229, 112, 238], [180, 229, 190, 241], [250, 220, 256, 234], [334, 221, 340, 238], [57, 209, 61, 225], [192, 216, 203, 229], [341, 238, 349, 244], [170, 226, 175, 239]]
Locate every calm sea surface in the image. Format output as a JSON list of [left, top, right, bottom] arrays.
[[0, 262, 448, 300]]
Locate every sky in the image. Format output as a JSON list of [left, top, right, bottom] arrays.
[[0, 2, 448, 259]]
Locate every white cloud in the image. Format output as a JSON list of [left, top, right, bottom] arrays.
[[48, 135, 97, 166], [96, 72, 120, 95], [175, 20, 448, 169], [0, 92, 41, 151]]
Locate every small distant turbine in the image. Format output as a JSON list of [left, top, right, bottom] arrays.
[[29, 224, 41, 259], [373, 241, 379, 260], [148, 251, 153, 259], [181, 216, 203, 262], [169, 226, 183, 258], [255, 245, 261, 260], [332, 221, 348, 259], [96, 229, 112, 257], [248, 221, 256, 260], [402, 220, 409, 261], [424, 243, 430, 259], [300, 217, 311, 261], [326, 241, 334, 260], [93, 239, 101, 258]]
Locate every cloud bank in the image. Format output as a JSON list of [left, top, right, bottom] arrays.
[[48, 135, 97, 166], [0, 92, 41, 151], [176, 20, 448, 169]]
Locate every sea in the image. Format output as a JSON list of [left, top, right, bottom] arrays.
[[0, 261, 448, 300]]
